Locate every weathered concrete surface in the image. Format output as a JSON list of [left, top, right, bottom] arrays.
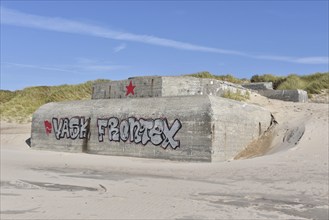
[[31, 96, 272, 162], [208, 96, 272, 161], [259, 89, 308, 103], [161, 76, 249, 97], [92, 76, 162, 99], [92, 76, 249, 100], [242, 82, 308, 102], [242, 82, 273, 90], [93, 77, 308, 103]]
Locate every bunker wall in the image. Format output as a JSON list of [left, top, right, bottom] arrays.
[[92, 76, 250, 100], [259, 89, 308, 102], [242, 82, 273, 90], [161, 77, 202, 96], [92, 77, 162, 99], [161, 76, 249, 97], [31, 95, 272, 162], [208, 96, 272, 161], [31, 96, 213, 161], [200, 78, 248, 96]]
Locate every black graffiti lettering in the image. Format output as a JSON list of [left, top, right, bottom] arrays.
[[60, 118, 70, 139], [79, 117, 90, 139], [139, 119, 154, 145], [51, 116, 182, 149], [119, 119, 129, 142], [161, 119, 182, 149], [108, 118, 120, 141], [149, 119, 164, 145], [52, 118, 62, 140], [69, 117, 80, 139], [97, 119, 108, 142], [51, 117, 90, 140], [129, 117, 142, 144]]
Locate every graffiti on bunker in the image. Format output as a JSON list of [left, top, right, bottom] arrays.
[[97, 117, 182, 149], [47, 116, 182, 150], [51, 117, 90, 140], [126, 80, 136, 96], [44, 120, 52, 135]]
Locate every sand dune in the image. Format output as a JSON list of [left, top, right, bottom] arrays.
[[1, 95, 328, 219]]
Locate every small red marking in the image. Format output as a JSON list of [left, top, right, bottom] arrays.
[[126, 80, 136, 96], [44, 120, 52, 135]]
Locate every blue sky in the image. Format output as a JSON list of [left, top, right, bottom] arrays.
[[1, 1, 328, 91]]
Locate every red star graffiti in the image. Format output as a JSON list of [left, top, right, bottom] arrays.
[[126, 80, 136, 96], [44, 120, 52, 135]]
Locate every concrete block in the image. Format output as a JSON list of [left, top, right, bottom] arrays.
[[242, 82, 273, 90], [241, 83, 308, 103], [259, 89, 308, 102], [92, 76, 250, 100], [92, 76, 162, 99], [31, 96, 272, 162]]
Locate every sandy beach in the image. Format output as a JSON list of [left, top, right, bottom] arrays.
[[1, 94, 328, 219]]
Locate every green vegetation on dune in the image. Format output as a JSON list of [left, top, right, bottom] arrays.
[[250, 72, 329, 95], [221, 90, 250, 101], [250, 74, 286, 89], [187, 71, 248, 84], [0, 90, 17, 104], [187, 71, 329, 100], [300, 73, 329, 94], [276, 75, 307, 90], [0, 80, 110, 123], [188, 72, 329, 95]]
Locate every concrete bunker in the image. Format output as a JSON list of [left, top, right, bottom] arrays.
[[31, 76, 273, 162], [242, 82, 308, 103]]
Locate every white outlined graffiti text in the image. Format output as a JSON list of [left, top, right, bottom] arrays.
[[97, 117, 182, 149], [52, 117, 90, 140]]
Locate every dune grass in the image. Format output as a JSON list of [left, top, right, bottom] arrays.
[[250, 72, 329, 95], [250, 74, 286, 89], [187, 71, 248, 84], [187, 71, 329, 93], [188, 71, 329, 99], [0, 90, 17, 104], [275, 73, 329, 94], [301, 73, 329, 94], [221, 90, 250, 101], [0, 80, 110, 123], [276, 75, 307, 90]]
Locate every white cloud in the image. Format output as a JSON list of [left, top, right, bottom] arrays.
[[113, 43, 127, 53], [74, 58, 128, 71], [2, 62, 80, 74], [1, 7, 328, 64], [2, 60, 128, 74], [81, 64, 127, 71], [293, 57, 329, 65], [251, 55, 329, 65]]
